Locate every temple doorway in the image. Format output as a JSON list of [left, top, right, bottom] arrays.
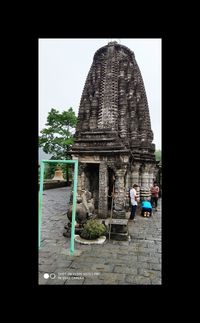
[[108, 168, 115, 211], [84, 164, 99, 210]]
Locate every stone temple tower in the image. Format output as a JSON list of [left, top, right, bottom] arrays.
[[71, 41, 156, 220]]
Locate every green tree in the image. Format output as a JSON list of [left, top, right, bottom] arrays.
[[155, 149, 162, 162], [39, 107, 77, 183]]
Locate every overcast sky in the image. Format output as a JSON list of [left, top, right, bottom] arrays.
[[39, 38, 161, 150]]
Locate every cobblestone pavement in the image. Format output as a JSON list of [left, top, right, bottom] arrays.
[[39, 187, 162, 285]]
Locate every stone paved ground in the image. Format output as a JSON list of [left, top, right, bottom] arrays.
[[39, 187, 162, 285]]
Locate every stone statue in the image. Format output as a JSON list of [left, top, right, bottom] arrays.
[[63, 189, 95, 237], [67, 189, 95, 225]]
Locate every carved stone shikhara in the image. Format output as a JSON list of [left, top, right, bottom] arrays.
[[70, 41, 157, 222]]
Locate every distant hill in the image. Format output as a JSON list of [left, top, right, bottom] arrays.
[[38, 147, 52, 161]]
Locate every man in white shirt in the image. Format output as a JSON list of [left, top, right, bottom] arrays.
[[129, 184, 139, 222]]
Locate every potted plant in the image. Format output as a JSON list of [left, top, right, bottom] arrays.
[[80, 219, 107, 240]]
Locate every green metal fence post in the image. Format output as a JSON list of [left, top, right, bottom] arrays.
[[70, 160, 78, 255], [38, 161, 45, 248], [38, 159, 78, 255]]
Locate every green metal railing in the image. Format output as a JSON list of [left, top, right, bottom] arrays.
[[38, 159, 78, 255]]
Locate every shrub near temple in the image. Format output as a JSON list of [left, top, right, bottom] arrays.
[[80, 219, 106, 240]]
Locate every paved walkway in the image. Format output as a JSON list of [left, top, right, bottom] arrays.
[[39, 187, 162, 285]]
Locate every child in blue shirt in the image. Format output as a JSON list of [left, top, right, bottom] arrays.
[[141, 199, 152, 217]]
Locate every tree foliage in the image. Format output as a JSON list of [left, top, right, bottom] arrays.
[[39, 107, 77, 181], [155, 149, 161, 162], [39, 107, 77, 160]]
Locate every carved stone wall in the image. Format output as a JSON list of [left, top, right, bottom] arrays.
[[71, 41, 156, 218]]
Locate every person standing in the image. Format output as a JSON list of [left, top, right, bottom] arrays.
[[150, 182, 160, 211], [129, 184, 139, 222]]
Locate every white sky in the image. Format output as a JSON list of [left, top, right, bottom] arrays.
[[39, 38, 161, 150]]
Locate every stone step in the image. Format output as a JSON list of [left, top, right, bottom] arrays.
[[99, 218, 128, 226], [108, 231, 130, 241]]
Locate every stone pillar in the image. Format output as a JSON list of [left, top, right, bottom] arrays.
[[141, 164, 150, 188], [148, 164, 155, 188], [130, 163, 140, 186], [125, 169, 131, 191], [77, 163, 87, 197], [113, 165, 127, 218], [98, 162, 108, 218]]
